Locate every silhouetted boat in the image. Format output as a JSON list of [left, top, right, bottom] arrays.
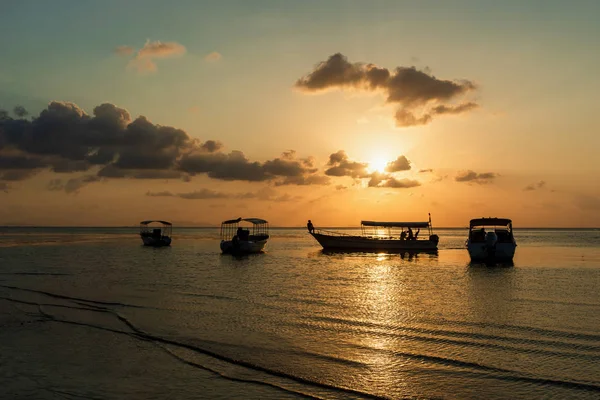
[[140, 220, 172, 247], [309, 214, 439, 252], [466, 218, 516, 261], [220, 218, 269, 254]]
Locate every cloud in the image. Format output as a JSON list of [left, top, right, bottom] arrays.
[[0, 101, 329, 188], [114, 45, 134, 56], [385, 155, 411, 172], [335, 184, 348, 190], [367, 172, 420, 189], [325, 150, 369, 178], [524, 180, 547, 191], [118, 40, 187, 73], [419, 169, 433, 173], [13, 106, 28, 118], [295, 53, 478, 127], [455, 170, 497, 184], [179, 150, 329, 185], [204, 52, 222, 62], [146, 187, 300, 202], [46, 175, 102, 194]]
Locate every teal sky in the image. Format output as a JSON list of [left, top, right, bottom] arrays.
[[1, 1, 599, 226]]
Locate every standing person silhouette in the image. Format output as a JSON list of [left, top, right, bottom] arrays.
[[307, 220, 314, 233], [408, 227, 414, 241]]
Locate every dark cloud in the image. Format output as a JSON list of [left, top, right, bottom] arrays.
[[296, 53, 478, 127], [367, 172, 421, 189], [46, 175, 102, 194], [419, 169, 433, 173], [524, 180, 547, 191], [200, 140, 223, 153], [13, 106, 28, 118], [455, 170, 497, 184], [180, 150, 328, 185], [146, 187, 300, 202], [385, 155, 411, 172], [325, 150, 369, 178], [1, 101, 331, 188]]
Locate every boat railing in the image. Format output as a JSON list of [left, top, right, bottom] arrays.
[[312, 228, 358, 237]]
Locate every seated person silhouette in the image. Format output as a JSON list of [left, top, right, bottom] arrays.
[[400, 230, 407, 240], [414, 228, 420, 240]]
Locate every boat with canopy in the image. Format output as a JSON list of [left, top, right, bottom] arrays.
[[309, 214, 439, 251], [220, 217, 269, 254], [466, 217, 516, 261], [139, 220, 172, 247]]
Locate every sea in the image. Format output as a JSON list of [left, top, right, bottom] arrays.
[[1, 227, 599, 400]]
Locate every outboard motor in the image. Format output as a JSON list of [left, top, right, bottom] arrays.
[[429, 234, 439, 245], [485, 231, 497, 257]]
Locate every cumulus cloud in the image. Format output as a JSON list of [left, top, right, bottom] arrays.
[[524, 180, 546, 191], [385, 155, 411, 172], [295, 53, 478, 127], [0, 101, 328, 189], [367, 172, 420, 189], [325, 150, 369, 178], [117, 40, 187, 73], [455, 170, 497, 184], [204, 52, 222, 62]]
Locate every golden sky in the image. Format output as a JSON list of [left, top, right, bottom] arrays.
[[1, 1, 599, 227]]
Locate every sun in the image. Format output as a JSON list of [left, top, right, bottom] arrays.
[[368, 157, 389, 173]]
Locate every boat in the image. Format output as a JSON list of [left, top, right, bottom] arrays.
[[220, 217, 269, 254], [309, 214, 439, 252], [466, 218, 516, 261], [139, 220, 172, 247]]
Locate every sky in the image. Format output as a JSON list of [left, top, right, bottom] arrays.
[[0, 0, 599, 227]]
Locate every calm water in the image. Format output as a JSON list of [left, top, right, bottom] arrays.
[[1, 227, 599, 399]]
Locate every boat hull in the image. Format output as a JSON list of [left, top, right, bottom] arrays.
[[141, 236, 172, 247], [220, 239, 267, 254], [311, 233, 437, 251], [467, 241, 516, 261]]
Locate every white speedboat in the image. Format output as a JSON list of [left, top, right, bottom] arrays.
[[309, 214, 439, 252], [140, 220, 172, 247], [466, 218, 516, 261], [220, 218, 269, 254]]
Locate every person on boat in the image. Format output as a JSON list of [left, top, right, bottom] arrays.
[[408, 227, 414, 240], [414, 228, 420, 240], [307, 220, 314, 234], [400, 230, 407, 240]]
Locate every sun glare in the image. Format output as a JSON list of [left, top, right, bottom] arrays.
[[369, 158, 389, 173]]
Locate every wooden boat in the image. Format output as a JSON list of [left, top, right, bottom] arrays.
[[140, 220, 172, 247], [220, 218, 269, 254], [466, 218, 516, 261], [309, 214, 439, 252]]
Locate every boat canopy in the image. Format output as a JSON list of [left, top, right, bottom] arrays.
[[469, 218, 512, 227], [361, 221, 430, 228], [140, 220, 172, 226], [221, 217, 268, 225]]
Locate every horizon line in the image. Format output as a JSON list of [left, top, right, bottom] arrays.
[[0, 225, 598, 230]]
